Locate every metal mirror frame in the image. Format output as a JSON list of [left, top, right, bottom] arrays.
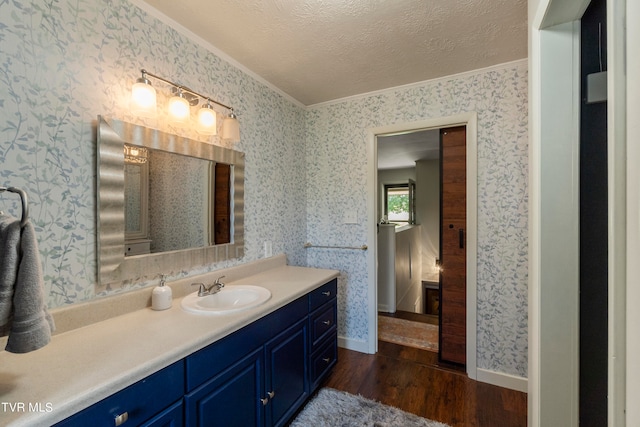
[[97, 116, 244, 291]]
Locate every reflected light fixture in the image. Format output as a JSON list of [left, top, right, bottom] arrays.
[[130, 69, 239, 141], [124, 144, 148, 164]]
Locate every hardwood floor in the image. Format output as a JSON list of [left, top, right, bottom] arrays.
[[380, 309, 439, 325], [322, 342, 527, 427]]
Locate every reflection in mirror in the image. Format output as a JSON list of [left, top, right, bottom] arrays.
[[97, 116, 244, 290], [124, 157, 149, 242], [147, 148, 211, 252], [125, 146, 221, 255]]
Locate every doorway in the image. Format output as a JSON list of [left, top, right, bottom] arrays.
[[376, 128, 441, 353], [376, 126, 467, 366], [579, 0, 607, 423], [367, 113, 478, 379]]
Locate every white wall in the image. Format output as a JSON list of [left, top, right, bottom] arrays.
[[415, 159, 440, 282], [305, 60, 528, 377], [394, 225, 423, 313], [377, 224, 396, 312]]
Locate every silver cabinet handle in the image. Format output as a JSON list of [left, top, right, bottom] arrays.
[[322, 320, 331, 326], [114, 412, 129, 426], [322, 357, 331, 363], [322, 291, 331, 297], [261, 390, 275, 405]]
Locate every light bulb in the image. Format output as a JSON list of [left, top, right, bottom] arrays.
[[168, 92, 190, 123], [221, 111, 240, 142], [131, 78, 157, 118], [197, 104, 217, 135]]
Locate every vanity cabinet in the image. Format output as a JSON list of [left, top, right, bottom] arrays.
[[184, 297, 309, 427], [54, 278, 337, 427], [308, 279, 338, 390]]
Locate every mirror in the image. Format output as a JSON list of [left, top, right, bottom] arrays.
[[124, 158, 149, 241], [124, 145, 219, 255], [97, 116, 244, 290]]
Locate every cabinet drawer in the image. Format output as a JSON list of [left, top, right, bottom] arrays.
[[309, 303, 336, 351], [55, 361, 184, 427], [309, 279, 337, 312], [309, 334, 337, 390]]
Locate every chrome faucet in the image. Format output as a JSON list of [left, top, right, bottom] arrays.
[[191, 276, 226, 297]]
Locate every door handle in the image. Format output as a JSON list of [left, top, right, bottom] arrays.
[[459, 228, 464, 249]]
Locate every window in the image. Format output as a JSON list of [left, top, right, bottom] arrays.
[[384, 180, 415, 225]]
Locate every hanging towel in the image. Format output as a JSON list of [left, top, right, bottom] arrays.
[[0, 213, 55, 353]]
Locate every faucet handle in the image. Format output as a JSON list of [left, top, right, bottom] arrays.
[[214, 276, 226, 286], [191, 283, 207, 296]]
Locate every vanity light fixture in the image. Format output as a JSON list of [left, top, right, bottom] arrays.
[[130, 69, 239, 140]]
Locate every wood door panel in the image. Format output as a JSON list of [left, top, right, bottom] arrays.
[[440, 333, 466, 365], [441, 194, 466, 219], [441, 318, 465, 337], [440, 126, 467, 366], [214, 163, 231, 244], [441, 288, 466, 337]]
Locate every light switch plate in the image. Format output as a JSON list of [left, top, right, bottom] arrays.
[[343, 210, 358, 224]]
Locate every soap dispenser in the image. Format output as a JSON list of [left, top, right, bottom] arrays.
[[152, 275, 172, 311]]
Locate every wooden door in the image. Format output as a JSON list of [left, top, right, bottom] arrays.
[[214, 163, 231, 244], [439, 126, 466, 365]]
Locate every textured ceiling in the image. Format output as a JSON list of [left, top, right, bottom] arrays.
[[140, 0, 528, 106], [378, 129, 440, 170]]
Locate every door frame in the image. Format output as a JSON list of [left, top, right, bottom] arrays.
[[366, 112, 478, 380], [529, 0, 628, 424]]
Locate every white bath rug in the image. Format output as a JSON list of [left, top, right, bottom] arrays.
[[290, 387, 450, 427]]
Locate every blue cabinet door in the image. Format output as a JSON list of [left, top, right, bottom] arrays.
[[185, 348, 263, 427], [265, 318, 308, 427], [141, 400, 183, 427]]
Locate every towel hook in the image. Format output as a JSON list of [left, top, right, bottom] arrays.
[[0, 186, 29, 227]]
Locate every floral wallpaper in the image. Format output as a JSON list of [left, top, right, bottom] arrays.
[[305, 63, 529, 378], [0, 0, 307, 305], [0, 0, 527, 378]]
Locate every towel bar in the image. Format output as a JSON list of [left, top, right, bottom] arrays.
[[0, 186, 29, 227], [303, 242, 368, 251]]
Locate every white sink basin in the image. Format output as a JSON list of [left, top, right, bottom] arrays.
[[181, 285, 271, 315]]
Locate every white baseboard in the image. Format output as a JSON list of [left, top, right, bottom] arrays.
[[377, 304, 394, 313], [338, 336, 371, 354], [337, 337, 528, 394], [476, 368, 528, 393]]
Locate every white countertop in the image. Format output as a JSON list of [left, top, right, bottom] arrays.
[[0, 264, 339, 426]]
